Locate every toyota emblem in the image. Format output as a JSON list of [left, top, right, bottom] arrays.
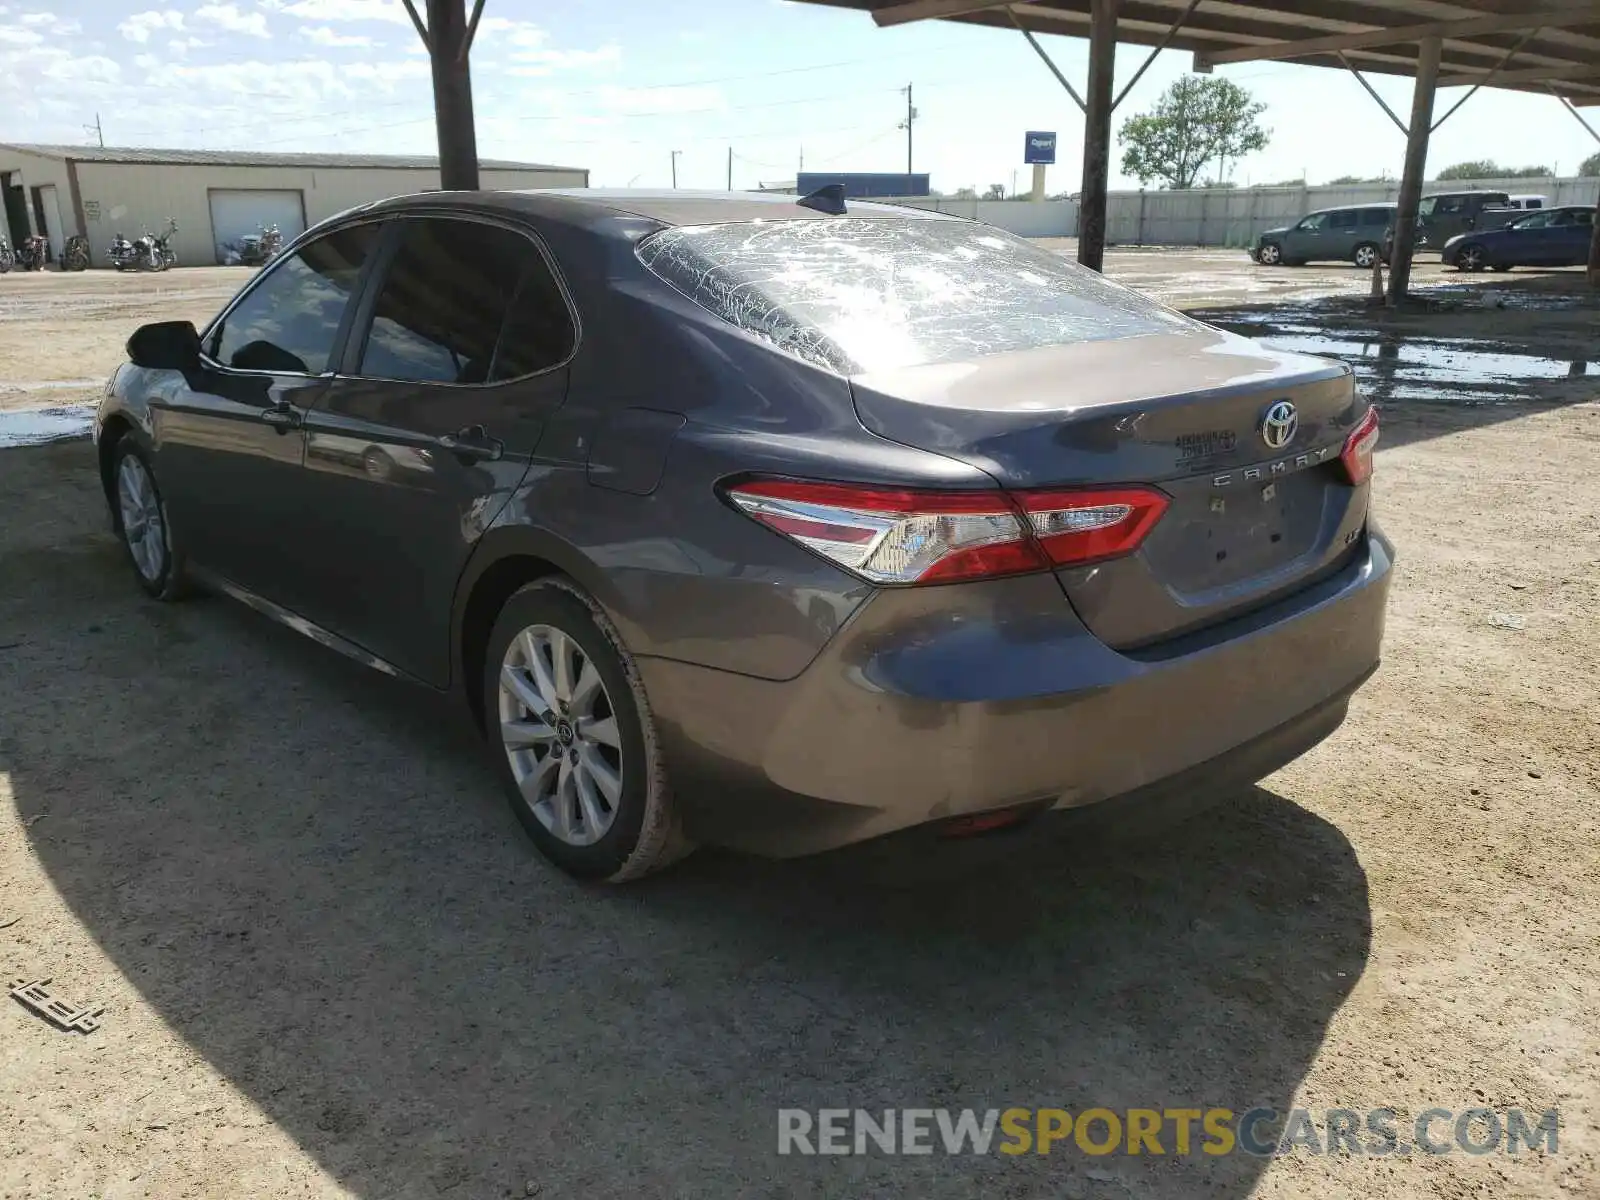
[[1260, 401, 1298, 450]]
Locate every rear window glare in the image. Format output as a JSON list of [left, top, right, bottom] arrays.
[[635, 218, 1194, 374]]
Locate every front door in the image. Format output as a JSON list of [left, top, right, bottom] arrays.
[[297, 213, 578, 685], [1285, 212, 1327, 261], [152, 222, 382, 608]]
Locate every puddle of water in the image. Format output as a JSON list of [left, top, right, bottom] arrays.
[[1261, 334, 1596, 382], [0, 404, 96, 448]]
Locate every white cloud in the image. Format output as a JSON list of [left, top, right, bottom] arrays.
[[304, 25, 374, 48], [0, 27, 43, 46], [477, 18, 621, 74], [194, 4, 270, 37], [279, 0, 408, 23], [596, 85, 722, 115], [120, 10, 184, 43], [134, 52, 161, 70], [168, 36, 209, 55]]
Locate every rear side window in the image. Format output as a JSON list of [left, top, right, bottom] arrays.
[[209, 224, 378, 374], [636, 218, 1192, 374], [1359, 209, 1390, 227], [357, 217, 574, 384], [1327, 211, 1356, 229]]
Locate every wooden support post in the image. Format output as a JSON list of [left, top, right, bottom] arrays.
[[1386, 35, 1440, 306], [426, 0, 480, 192], [1078, 0, 1118, 272]]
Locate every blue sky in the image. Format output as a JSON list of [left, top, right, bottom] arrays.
[[3, 0, 1597, 191]]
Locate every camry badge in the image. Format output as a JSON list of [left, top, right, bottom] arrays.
[[1260, 400, 1298, 450]]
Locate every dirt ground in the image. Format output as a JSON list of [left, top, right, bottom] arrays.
[[1, 254, 1598, 1200]]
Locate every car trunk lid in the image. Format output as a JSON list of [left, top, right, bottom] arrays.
[[850, 327, 1372, 649]]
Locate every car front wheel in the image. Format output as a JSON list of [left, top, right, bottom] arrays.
[[1455, 244, 1486, 272], [1256, 242, 1282, 265], [485, 578, 690, 882], [112, 439, 188, 600]]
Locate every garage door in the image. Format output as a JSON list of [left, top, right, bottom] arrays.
[[208, 190, 306, 264]]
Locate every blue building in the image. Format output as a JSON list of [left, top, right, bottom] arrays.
[[795, 172, 931, 199]]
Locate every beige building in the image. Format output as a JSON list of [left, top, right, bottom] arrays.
[[0, 144, 588, 268]]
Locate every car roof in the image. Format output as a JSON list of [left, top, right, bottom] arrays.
[[1311, 202, 1394, 212], [353, 187, 954, 231]]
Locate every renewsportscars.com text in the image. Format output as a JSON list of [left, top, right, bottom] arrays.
[[777, 1107, 1559, 1157]]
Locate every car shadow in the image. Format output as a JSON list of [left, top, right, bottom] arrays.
[[2, 441, 1369, 1198]]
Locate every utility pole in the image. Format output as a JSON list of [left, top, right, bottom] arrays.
[[671, 149, 681, 188], [401, 0, 486, 191], [84, 114, 103, 148], [899, 84, 916, 178], [727, 146, 733, 191]]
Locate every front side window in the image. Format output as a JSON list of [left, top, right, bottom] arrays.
[[1513, 211, 1554, 230], [1327, 211, 1356, 229], [209, 224, 378, 374], [1418, 198, 1437, 217], [1434, 197, 1464, 215], [637, 217, 1193, 375], [1297, 213, 1328, 230], [357, 217, 574, 384]]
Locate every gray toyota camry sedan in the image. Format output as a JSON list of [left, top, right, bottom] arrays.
[[96, 188, 1392, 882]]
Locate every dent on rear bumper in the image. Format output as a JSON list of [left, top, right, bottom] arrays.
[[639, 531, 1394, 856]]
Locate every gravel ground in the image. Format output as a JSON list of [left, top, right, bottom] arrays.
[[1, 257, 1597, 1199]]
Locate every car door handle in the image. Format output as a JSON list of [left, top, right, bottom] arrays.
[[260, 403, 302, 433], [438, 425, 503, 462]]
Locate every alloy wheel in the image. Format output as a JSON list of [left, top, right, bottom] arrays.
[[1259, 243, 1281, 265], [1354, 245, 1377, 268], [117, 453, 166, 582], [497, 623, 624, 847], [1459, 245, 1485, 271]]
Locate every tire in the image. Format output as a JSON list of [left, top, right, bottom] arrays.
[[0, 249, 11, 273], [483, 578, 690, 882], [1352, 242, 1380, 269], [1256, 241, 1282, 266], [1455, 243, 1486, 272], [110, 438, 189, 601]]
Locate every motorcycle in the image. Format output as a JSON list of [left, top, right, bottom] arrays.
[[111, 219, 176, 271], [14, 234, 49, 271], [63, 234, 90, 272]]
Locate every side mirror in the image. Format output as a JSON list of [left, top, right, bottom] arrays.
[[127, 320, 201, 371]]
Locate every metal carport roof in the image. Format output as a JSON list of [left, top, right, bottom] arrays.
[[796, 1, 1600, 104]]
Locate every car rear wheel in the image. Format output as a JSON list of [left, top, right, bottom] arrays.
[[1352, 242, 1380, 269], [485, 578, 690, 882], [112, 439, 189, 600], [1256, 241, 1282, 265], [1455, 243, 1486, 272]]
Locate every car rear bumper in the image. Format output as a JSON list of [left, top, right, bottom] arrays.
[[639, 527, 1394, 857]]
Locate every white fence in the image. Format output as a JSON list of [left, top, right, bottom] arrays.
[[881, 196, 1079, 237], [1107, 176, 1600, 247], [880, 176, 1599, 247]]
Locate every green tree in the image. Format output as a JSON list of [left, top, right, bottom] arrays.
[[1582, 150, 1600, 177], [1119, 76, 1269, 190], [1435, 160, 1503, 180], [983, 183, 1006, 200]]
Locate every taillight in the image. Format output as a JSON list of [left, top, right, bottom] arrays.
[[1341, 407, 1380, 485], [724, 479, 1168, 585]]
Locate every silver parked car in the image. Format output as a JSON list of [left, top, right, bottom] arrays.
[[1252, 203, 1396, 267]]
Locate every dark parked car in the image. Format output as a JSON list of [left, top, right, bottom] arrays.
[[1251, 203, 1395, 267], [1441, 204, 1596, 271], [96, 190, 1393, 882], [1414, 189, 1514, 247]]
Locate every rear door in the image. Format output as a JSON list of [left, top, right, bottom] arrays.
[[1324, 209, 1358, 260], [154, 222, 381, 607], [1550, 208, 1593, 264], [295, 213, 578, 685]]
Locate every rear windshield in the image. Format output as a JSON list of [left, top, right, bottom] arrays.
[[635, 218, 1193, 374]]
